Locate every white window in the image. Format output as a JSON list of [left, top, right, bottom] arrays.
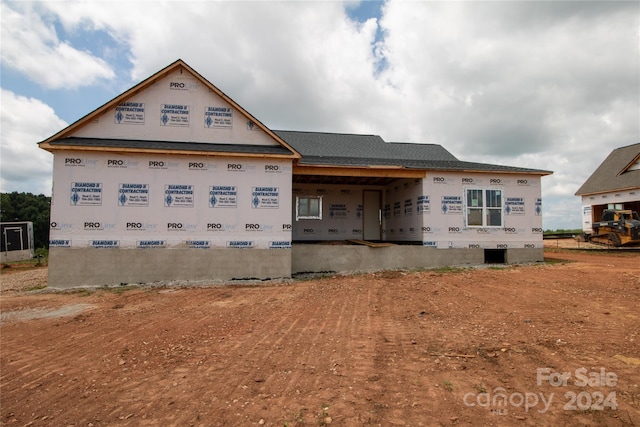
[[296, 195, 322, 220], [466, 189, 503, 227]]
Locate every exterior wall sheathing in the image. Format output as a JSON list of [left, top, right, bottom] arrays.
[[48, 152, 292, 288], [292, 174, 545, 250], [41, 62, 548, 288]]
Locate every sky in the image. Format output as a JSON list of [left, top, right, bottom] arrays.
[[1, 0, 638, 231]]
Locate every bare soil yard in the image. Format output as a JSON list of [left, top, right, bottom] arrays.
[[1, 249, 639, 426]]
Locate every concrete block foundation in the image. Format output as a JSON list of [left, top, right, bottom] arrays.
[[48, 248, 292, 289], [47, 246, 544, 288], [292, 244, 544, 275]]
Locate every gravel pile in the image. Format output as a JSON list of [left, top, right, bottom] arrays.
[[0, 268, 48, 292]]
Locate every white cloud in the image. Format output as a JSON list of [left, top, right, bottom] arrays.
[[0, 89, 66, 196], [40, 1, 386, 131], [377, 1, 638, 150], [1, 1, 638, 230], [0, 2, 115, 89], [373, 1, 639, 229]]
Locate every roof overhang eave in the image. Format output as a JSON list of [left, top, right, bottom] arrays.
[[405, 166, 554, 176], [293, 163, 425, 179], [38, 141, 297, 160], [575, 184, 640, 197], [295, 161, 553, 177]]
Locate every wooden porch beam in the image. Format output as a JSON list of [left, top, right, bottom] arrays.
[[293, 164, 426, 179]]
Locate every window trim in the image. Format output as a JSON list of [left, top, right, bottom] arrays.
[[465, 188, 503, 228], [296, 195, 323, 220]]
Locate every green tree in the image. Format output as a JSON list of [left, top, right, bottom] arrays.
[[0, 192, 51, 249]]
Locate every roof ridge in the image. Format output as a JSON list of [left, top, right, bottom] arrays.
[[386, 141, 441, 146], [274, 129, 382, 138], [613, 142, 640, 150]]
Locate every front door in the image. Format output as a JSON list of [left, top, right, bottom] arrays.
[[363, 190, 382, 240]]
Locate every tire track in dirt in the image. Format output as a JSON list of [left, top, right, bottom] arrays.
[[219, 278, 387, 425], [461, 266, 638, 363], [124, 282, 354, 425], [262, 279, 377, 425], [321, 281, 382, 425], [137, 285, 300, 425], [89, 297, 204, 418], [343, 284, 380, 409], [1, 318, 106, 424], [2, 252, 638, 426], [286, 285, 341, 391], [2, 287, 281, 425], [366, 279, 427, 425], [226, 294, 309, 385]]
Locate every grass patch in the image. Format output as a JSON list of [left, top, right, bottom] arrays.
[[318, 404, 331, 426], [283, 406, 307, 426], [474, 383, 487, 393], [0, 257, 47, 273], [98, 284, 139, 295], [61, 285, 138, 297], [1, 258, 40, 267], [66, 288, 93, 297], [543, 256, 575, 265], [430, 266, 468, 274]]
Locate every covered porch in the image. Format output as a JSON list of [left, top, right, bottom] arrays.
[[291, 163, 425, 243]]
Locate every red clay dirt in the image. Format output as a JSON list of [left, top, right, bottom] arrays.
[[1, 248, 639, 426]]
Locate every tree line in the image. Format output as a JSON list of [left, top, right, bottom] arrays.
[[0, 192, 51, 249]]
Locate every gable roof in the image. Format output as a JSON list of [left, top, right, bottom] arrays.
[[39, 59, 300, 158], [276, 130, 552, 175], [275, 130, 457, 161], [37, 58, 552, 176], [575, 142, 640, 196]]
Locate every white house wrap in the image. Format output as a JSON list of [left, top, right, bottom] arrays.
[[40, 60, 552, 288]]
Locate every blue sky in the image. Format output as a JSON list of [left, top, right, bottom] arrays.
[[2, 1, 385, 124], [1, 0, 638, 230], [1, 13, 127, 123]]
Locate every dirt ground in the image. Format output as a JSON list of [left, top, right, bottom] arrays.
[[1, 247, 639, 426]]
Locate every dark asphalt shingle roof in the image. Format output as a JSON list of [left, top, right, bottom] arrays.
[[297, 156, 547, 173], [275, 130, 551, 174], [49, 137, 295, 156], [274, 130, 458, 162], [575, 143, 640, 195], [49, 132, 553, 175]]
